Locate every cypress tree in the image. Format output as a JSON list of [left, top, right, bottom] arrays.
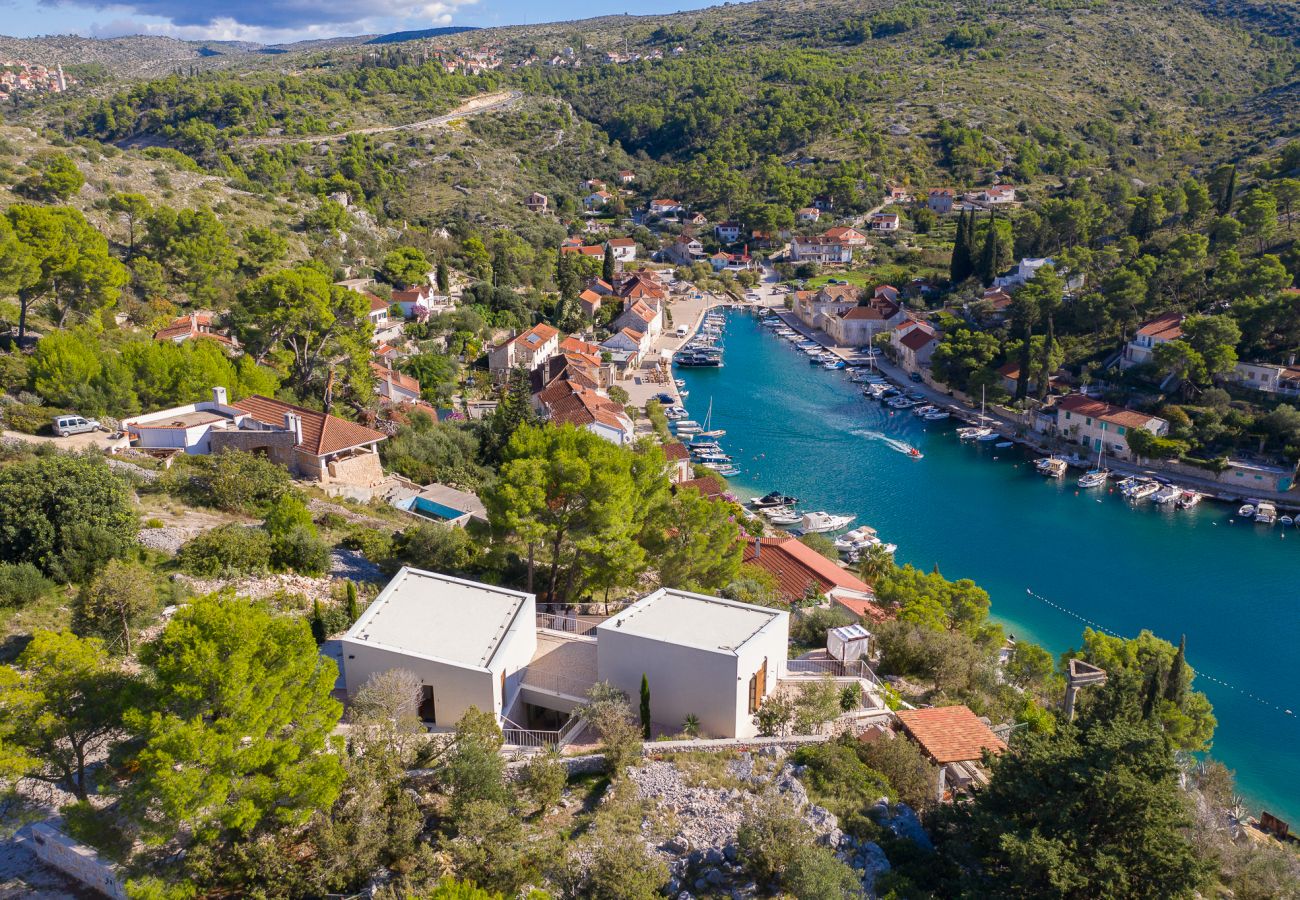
[[602, 243, 616, 283], [978, 211, 1000, 286], [436, 258, 450, 293], [310, 599, 326, 644], [1165, 635, 1188, 704], [345, 580, 359, 623], [640, 673, 651, 739], [949, 208, 971, 283], [1221, 166, 1237, 216]]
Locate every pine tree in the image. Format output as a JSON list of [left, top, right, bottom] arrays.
[[345, 580, 359, 623], [640, 674, 652, 739], [949, 208, 971, 283], [1164, 635, 1188, 705], [603, 244, 616, 283]]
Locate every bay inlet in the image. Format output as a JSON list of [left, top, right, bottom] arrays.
[[678, 307, 1300, 823]]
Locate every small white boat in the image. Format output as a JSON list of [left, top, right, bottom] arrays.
[[1237, 503, 1256, 517], [1152, 484, 1181, 505], [674, 379, 686, 388], [1176, 490, 1201, 510], [958, 426, 994, 440], [800, 511, 856, 534], [1036, 457, 1068, 478], [765, 508, 802, 526], [922, 410, 949, 421], [1281, 515, 1294, 527], [1126, 480, 1159, 501], [1255, 501, 1278, 525], [703, 463, 740, 476], [994, 441, 1015, 449]]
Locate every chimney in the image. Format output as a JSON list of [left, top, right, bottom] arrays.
[[212, 386, 228, 406], [283, 412, 303, 445]]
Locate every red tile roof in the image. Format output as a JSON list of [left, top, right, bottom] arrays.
[[607, 237, 636, 247], [511, 323, 559, 349], [663, 442, 690, 461], [1054, 393, 1160, 430], [742, 537, 871, 603], [364, 293, 390, 313], [371, 363, 421, 395], [231, 395, 386, 457], [899, 327, 937, 352], [1135, 311, 1185, 341], [153, 313, 236, 346], [677, 475, 727, 500], [833, 595, 894, 624], [895, 706, 1007, 764]]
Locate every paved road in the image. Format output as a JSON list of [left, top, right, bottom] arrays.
[[238, 90, 521, 147]]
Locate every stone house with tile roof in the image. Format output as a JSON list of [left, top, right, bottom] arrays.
[[741, 536, 876, 606]]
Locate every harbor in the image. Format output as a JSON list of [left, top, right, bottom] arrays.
[[675, 306, 1300, 825]]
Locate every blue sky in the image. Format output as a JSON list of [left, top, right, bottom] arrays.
[[0, 0, 719, 43]]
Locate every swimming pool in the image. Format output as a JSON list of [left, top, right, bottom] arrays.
[[397, 496, 467, 522]]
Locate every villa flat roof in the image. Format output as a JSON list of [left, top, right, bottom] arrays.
[[344, 567, 531, 669], [601, 589, 780, 653]]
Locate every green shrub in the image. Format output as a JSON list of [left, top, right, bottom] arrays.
[[342, 525, 395, 563], [272, 525, 331, 576], [0, 562, 56, 607], [143, 517, 165, 529], [163, 451, 290, 513], [176, 524, 272, 577], [0, 401, 61, 434]]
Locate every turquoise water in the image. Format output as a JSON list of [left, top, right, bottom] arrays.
[[679, 308, 1300, 822]]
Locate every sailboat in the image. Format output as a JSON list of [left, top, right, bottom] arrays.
[[958, 387, 996, 441], [1077, 446, 1109, 489], [698, 397, 726, 438]]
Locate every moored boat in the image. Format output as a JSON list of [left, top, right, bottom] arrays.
[[1176, 490, 1201, 510], [800, 511, 856, 533], [1237, 503, 1256, 518], [1255, 501, 1278, 525], [751, 491, 799, 509], [1152, 484, 1181, 504]]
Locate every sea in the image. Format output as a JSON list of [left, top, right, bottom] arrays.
[[676, 307, 1299, 822]]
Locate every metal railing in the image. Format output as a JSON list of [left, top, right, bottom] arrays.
[[783, 658, 880, 686], [535, 612, 604, 636], [501, 712, 585, 749]]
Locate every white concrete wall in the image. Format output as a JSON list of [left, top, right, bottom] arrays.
[[339, 641, 495, 726], [597, 627, 741, 738], [490, 595, 538, 714], [731, 611, 790, 738], [27, 824, 128, 900]]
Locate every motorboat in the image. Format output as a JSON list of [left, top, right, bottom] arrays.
[[823, 359, 846, 370], [1237, 502, 1256, 518], [976, 431, 1003, 442], [994, 441, 1015, 448], [800, 511, 856, 533], [957, 426, 994, 440], [1037, 457, 1068, 479], [671, 419, 700, 430], [674, 379, 686, 388], [765, 508, 803, 526], [751, 491, 798, 509], [1152, 484, 1182, 505], [1116, 476, 1140, 494], [913, 405, 939, 417], [693, 451, 732, 465], [1281, 515, 1295, 527], [922, 410, 950, 421], [1176, 490, 1201, 510], [1126, 479, 1160, 501], [1254, 501, 1278, 525], [702, 463, 740, 476], [1077, 469, 1108, 488]]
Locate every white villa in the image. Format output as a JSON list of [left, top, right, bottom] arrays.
[[338, 571, 811, 741]]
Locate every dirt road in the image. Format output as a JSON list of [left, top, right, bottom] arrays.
[[237, 90, 521, 147]]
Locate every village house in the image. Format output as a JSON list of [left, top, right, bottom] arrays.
[[663, 233, 706, 266], [686, 211, 709, 227], [994, 257, 1082, 292], [364, 293, 392, 329], [966, 286, 1015, 324], [891, 321, 939, 373], [967, 185, 1017, 206], [583, 190, 613, 210], [561, 244, 605, 261], [588, 278, 616, 296], [606, 237, 637, 263], [824, 292, 907, 347], [742, 536, 877, 607], [488, 323, 560, 383], [886, 185, 912, 202], [714, 221, 743, 243], [619, 269, 669, 303], [581, 178, 606, 192], [663, 441, 693, 484], [152, 313, 237, 349], [1050, 393, 1169, 461], [895, 706, 1007, 802], [600, 326, 651, 360], [391, 285, 450, 320], [823, 225, 869, 246], [927, 189, 955, 214], [789, 235, 853, 265], [122, 388, 387, 486], [1121, 312, 1185, 369], [794, 284, 864, 331], [578, 288, 603, 317], [649, 198, 683, 217], [867, 212, 901, 232], [613, 298, 663, 341], [371, 363, 423, 405], [710, 251, 755, 273], [526, 192, 549, 213], [796, 207, 821, 224], [618, 170, 636, 184], [538, 379, 635, 445], [1228, 360, 1300, 397]]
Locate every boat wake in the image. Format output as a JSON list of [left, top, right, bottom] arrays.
[[853, 430, 923, 459]]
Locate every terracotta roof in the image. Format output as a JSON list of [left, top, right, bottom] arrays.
[[545, 382, 631, 435], [895, 706, 1007, 764], [663, 442, 690, 461], [607, 237, 635, 247], [1054, 393, 1161, 430], [512, 323, 559, 349], [559, 336, 602, 356], [742, 537, 871, 603], [364, 293, 390, 313], [818, 285, 863, 303], [833, 595, 894, 624], [392, 287, 431, 304], [677, 476, 727, 500], [231, 395, 386, 457], [899, 327, 937, 352], [1135, 312, 1185, 341], [579, 289, 603, 306], [371, 363, 421, 394], [153, 313, 235, 346]]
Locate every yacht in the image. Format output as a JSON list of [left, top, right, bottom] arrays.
[[693, 451, 731, 465], [1176, 490, 1202, 510], [834, 525, 896, 556], [800, 511, 856, 534], [1152, 484, 1181, 504], [977, 430, 1003, 442], [751, 491, 799, 509], [1254, 501, 1278, 525]]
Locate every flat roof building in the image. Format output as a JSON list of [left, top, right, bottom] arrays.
[[598, 589, 789, 739], [340, 568, 536, 727]]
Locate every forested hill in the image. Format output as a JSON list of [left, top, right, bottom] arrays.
[[9, 0, 1299, 228]]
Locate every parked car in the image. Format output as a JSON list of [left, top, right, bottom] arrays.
[[656, 392, 676, 405], [52, 414, 102, 436], [909, 372, 924, 383]]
